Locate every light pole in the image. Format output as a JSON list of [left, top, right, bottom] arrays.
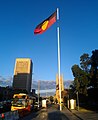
[[38, 80, 40, 108], [68, 85, 70, 109], [76, 91, 79, 111]]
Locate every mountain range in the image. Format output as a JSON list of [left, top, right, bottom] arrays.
[[0, 77, 73, 89], [0, 76, 73, 96]]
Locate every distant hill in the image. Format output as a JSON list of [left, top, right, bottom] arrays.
[[0, 76, 73, 96], [0, 76, 13, 87], [32, 80, 73, 90], [0, 76, 73, 90]]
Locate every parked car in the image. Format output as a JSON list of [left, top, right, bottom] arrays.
[[34, 102, 39, 111], [0, 102, 3, 114]]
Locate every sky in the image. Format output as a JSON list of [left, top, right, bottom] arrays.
[[0, 0, 98, 81]]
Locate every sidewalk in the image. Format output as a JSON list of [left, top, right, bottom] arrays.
[[47, 105, 81, 120], [62, 107, 80, 120], [46, 105, 98, 120], [67, 107, 98, 120]]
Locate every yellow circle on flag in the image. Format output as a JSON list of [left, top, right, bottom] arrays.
[[42, 21, 49, 30]]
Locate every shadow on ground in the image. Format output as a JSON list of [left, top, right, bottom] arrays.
[[47, 111, 69, 120], [80, 104, 98, 113]]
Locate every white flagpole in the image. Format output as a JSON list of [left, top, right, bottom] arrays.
[[57, 8, 62, 111]]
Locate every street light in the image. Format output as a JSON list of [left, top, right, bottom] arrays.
[[76, 91, 79, 111], [38, 80, 40, 109]]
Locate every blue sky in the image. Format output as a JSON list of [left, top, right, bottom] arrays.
[[0, 0, 98, 81]]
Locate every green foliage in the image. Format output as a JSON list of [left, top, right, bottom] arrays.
[[71, 54, 92, 95], [80, 53, 91, 73], [49, 96, 54, 103], [90, 50, 98, 88], [71, 50, 98, 97]]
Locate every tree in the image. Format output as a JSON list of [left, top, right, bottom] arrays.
[[49, 96, 54, 103], [80, 53, 91, 73], [61, 89, 68, 103], [71, 50, 98, 105], [71, 65, 82, 93], [90, 50, 98, 88], [71, 64, 89, 95], [71, 50, 98, 93]]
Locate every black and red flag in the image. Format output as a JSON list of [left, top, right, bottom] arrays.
[[34, 11, 57, 34]]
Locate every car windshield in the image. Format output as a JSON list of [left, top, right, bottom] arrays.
[[12, 98, 27, 107]]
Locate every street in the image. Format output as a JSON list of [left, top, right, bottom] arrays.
[[19, 104, 98, 120], [19, 104, 79, 120]]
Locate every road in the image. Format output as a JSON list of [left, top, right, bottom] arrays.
[[19, 104, 70, 120], [19, 104, 98, 120]]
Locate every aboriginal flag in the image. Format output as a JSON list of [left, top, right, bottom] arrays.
[[34, 11, 57, 34]]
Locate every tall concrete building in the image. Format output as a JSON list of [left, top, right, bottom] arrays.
[[13, 58, 32, 93]]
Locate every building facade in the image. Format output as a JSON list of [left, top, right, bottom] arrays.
[[13, 58, 32, 93]]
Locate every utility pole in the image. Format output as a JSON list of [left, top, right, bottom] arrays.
[[38, 80, 40, 108], [77, 91, 79, 111], [68, 85, 70, 109]]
